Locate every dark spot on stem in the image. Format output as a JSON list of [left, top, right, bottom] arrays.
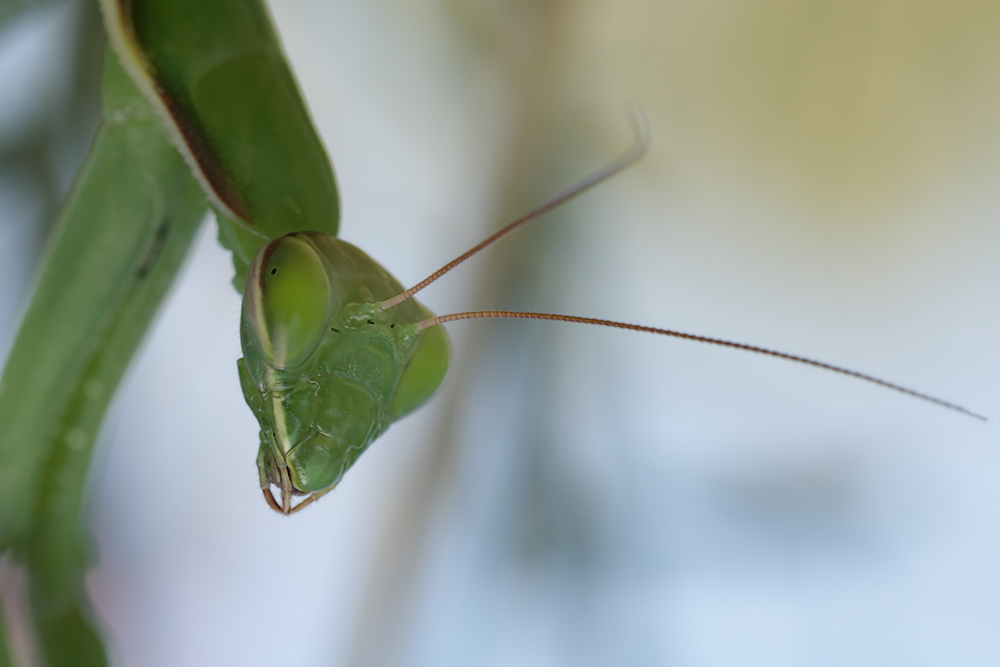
[[367, 320, 375, 325], [135, 218, 171, 279], [330, 328, 340, 333]]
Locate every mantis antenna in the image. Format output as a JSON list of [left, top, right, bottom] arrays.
[[380, 110, 986, 422], [379, 106, 650, 310], [414, 311, 986, 421]]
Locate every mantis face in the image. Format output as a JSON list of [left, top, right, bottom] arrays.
[[238, 232, 450, 513]]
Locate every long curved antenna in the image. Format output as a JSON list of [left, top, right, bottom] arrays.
[[414, 310, 987, 421], [379, 107, 650, 310]]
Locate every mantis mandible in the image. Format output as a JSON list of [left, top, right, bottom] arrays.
[[102, 0, 984, 516]]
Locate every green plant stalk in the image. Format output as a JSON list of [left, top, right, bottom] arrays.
[[0, 610, 9, 666], [0, 51, 208, 664]]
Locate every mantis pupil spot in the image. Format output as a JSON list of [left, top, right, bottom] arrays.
[[270, 267, 277, 275]]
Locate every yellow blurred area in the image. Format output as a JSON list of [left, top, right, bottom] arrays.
[[571, 0, 1000, 224]]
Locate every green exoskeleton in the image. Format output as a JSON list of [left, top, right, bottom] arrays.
[[240, 233, 450, 513], [101, 0, 984, 517]]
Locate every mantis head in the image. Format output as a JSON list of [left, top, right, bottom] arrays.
[[238, 232, 450, 514]]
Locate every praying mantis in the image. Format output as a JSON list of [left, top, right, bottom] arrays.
[[0, 0, 986, 663], [104, 0, 983, 519]]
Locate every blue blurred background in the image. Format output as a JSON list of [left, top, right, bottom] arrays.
[[2, 0, 999, 665]]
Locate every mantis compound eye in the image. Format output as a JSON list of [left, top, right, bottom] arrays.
[[244, 234, 333, 370]]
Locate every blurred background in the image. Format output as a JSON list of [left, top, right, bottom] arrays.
[[2, 0, 1000, 665]]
